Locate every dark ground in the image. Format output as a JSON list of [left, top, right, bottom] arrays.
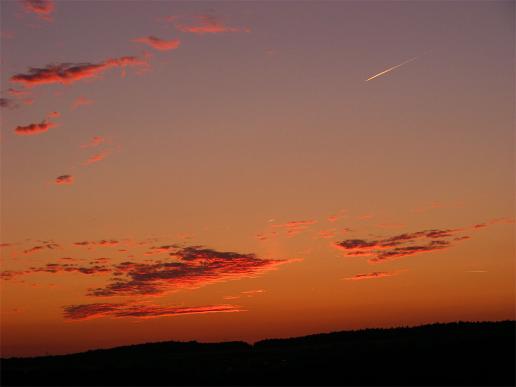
[[1, 321, 515, 386]]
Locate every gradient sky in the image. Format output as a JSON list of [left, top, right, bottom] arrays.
[[0, 0, 514, 357]]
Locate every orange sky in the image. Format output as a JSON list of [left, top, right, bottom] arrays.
[[0, 0, 514, 357]]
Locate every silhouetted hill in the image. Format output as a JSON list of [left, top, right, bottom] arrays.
[[2, 321, 515, 386]]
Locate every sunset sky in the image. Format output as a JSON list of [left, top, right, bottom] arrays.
[[0, 0, 514, 357]]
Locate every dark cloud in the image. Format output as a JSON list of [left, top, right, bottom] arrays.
[[23, 242, 59, 255], [10, 55, 147, 87], [63, 302, 243, 320], [55, 175, 73, 185], [335, 228, 468, 263], [72, 239, 119, 247], [14, 119, 55, 135], [0, 98, 19, 109], [1, 262, 111, 280], [88, 245, 295, 297]]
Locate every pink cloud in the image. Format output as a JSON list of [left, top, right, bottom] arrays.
[[83, 150, 109, 166], [133, 36, 180, 51], [8, 88, 30, 97], [22, 0, 54, 21], [81, 136, 104, 148], [71, 96, 94, 110], [176, 15, 249, 35]]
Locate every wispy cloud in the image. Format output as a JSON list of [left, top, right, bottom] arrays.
[[72, 239, 119, 248], [335, 228, 468, 263], [7, 88, 30, 97], [22, 0, 54, 21], [344, 271, 400, 281], [176, 15, 249, 35], [83, 150, 109, 166], [11, 55, 148, 87], [63, 302, 243, 320], [47, 111, 60, 118], [133, 36, 180, 51], [316, 229, 337, 239], [272, 220, 317, 237], [81, 136, 105, 148], [0, 98, 19, 109], [22, 242, 59, 255], [327, 210, 346, 223], [1, 262, 110, 280], [71, 96, 94, 110]]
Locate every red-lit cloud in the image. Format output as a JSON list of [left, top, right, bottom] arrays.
[[8, 88, 29, 97], [55, 175, 73, 185], [23, 242, 59, 255], [47, 111, 60, 118], [241, 289, 265, 295], [14, 119, 55, 135], [10, 55, 148, 87], [71, 96, 94, 110], [1, 262, 112, 280], [63, 302, 243, 320], [272, 220, 317, 237], [72, 239, 119, 248], [22, 0, 54, 21], [81, 136, 105, 148], [0, 98, 18, 109], [316, 229, 336, 239], [83, 150, 109, 166], [87, 245, 296, 297], [255, 232, 278, 241], [327, 210, 346, 223], [133, 36, 180, 51], [335, 228, 470, 263], [176, 15, 248, 35], [344, 271, 399, 281]]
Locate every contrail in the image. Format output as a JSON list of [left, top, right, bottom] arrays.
[[365, 56, 419, 81]]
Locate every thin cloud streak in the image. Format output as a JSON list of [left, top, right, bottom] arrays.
[[344, 271, 399, 281], [63, 302, 243, 320], [133, 36, 180, 51]]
